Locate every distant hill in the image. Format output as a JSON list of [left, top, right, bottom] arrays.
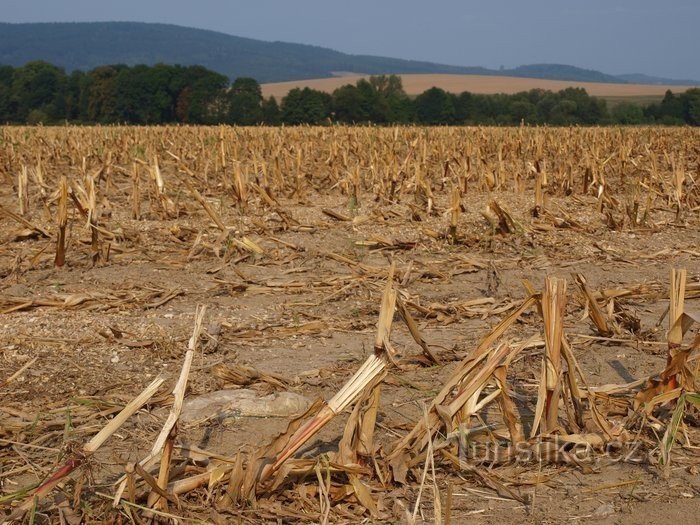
[[614, 73, 699, 86], [0, 22, 490, 83], [0, 22, 697, 85], [509, 64, 621, 83]]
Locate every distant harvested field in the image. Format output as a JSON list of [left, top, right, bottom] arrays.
[[262, 73, 696, 99]]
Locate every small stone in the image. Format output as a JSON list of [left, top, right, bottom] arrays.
[[592, 503, 615, 518], [180, 389, 311, 423]]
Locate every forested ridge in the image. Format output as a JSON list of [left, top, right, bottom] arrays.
[[8, 22, 694, 85], [0, 61, 698, 126]]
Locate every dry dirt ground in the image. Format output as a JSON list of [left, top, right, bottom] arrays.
[[0, 126, 699, 523], [261, 73, 696, 99]]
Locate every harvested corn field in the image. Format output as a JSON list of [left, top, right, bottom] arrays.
[[1, 125, 699, 524]]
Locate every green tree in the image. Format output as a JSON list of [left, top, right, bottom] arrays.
[[281, 88, 332, 124], [510, 99, 536, 123], [0, 65, 14, 122], [611, 102, 646, 124], [679, 88, 700, 126], [332, 84, 370, 123], [414, 87, 456, 124], [660, 90, 684, 121], [261, 96, 281, 124], [10, 61, 67, 122], [84, 65, 123, 122], [112, 65, 153, 123], [148, 63, 180, 122], [534, 92, 560, 123], [368, 74, 404, 97], [356, 79, 387, 122], [557, 87, 607, 124], [225, 77, 263, 125], [368, 74, 411, 122], [176, 66, 229, 123], [65, 70, 87, 121], [550, 99, 578, 125]]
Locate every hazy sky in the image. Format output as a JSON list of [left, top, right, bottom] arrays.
[[3, 0, 699, 79]]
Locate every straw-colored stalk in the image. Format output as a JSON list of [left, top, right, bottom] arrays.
[[596, 183, 605, 213], [114, 306, 207, 507], [351, 165, 361, 210], [146, 305, 207, 510], [396, 298, 440, 365], [18, 165, 29, 216], [181, 175, 227, 232], [449, 185, 460, 243], [87, 175, 100, 265], [32, 158, 47, 202], [672, 154, 684, 213], [219, 129, 227, 172], [233, 161, 248, 206], [441, 343, 515, 425], [493, 365, 524, 444], [542, 277, 567, 433], [257, 263, 397, 485], [0, 204, 50, 238], [666, 269, 687, 389], [668, 268, 686, 360], [533, 171, 545, 217], [0, 357, 38, 389], [574, 273, 611, 337], [388, 297, 536, 459], [131, 162, 141, 220], [8, 377, 164, 520], [294, 149, 304, 200], [150, 156, 175, 217], [54, 176, 68, 268]]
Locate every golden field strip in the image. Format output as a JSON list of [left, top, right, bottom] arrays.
[[262, 73, 697, 98]]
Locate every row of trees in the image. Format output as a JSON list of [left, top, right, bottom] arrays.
[[281, 81, 699, 126], [0, 61, 236, 124], [0, 61, 698, 126]]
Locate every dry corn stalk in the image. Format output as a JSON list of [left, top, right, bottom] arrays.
[[668, 269, 686, 361], [448, 185, 460, 243], [54, 176, 68, 267], [131, 162, 141, 220], [181, 175, 227, 232], [574, 273, 612, 337], [533, 170, 545, 217], [232, 160, 248, 206], [18, 165, 29, 216], [86, 174, 101, 265], [661, 268, 687, 391], [484, 200, 518, 234], [388, 296, 537, 461], [251, 263, 398, 491], [7, 377, 165, 520], [541, 277, 567, 434], [113, 306, 207, 508], [150, 156, 175, 217], [0, 204, 50, 238]]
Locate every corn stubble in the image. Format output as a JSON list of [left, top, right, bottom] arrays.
[[0, 125, 698, 523]]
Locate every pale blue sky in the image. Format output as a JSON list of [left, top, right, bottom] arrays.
[[2, 0, 699, 79]]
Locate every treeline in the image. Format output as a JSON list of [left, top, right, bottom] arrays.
[[0, 61, 698, 126]]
